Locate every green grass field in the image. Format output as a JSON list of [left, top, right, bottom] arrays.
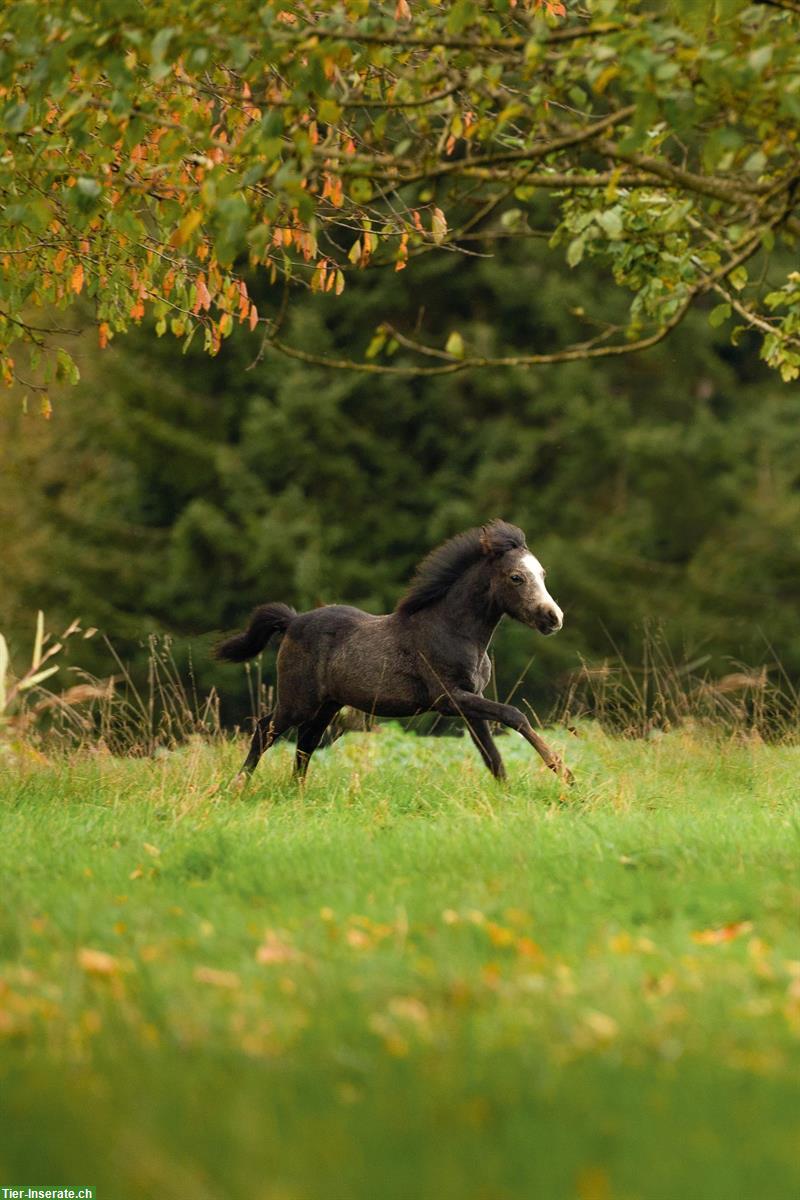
[[1, 726, 799, 1200]]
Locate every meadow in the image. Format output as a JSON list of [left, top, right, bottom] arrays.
[[1, 725, 798, 1200]]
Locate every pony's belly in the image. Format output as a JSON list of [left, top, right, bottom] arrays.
[[330, 688, 423, 720], [361, 699, 424, 719]]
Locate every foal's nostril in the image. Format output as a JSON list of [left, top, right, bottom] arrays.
[[539, 608, 562, 632]]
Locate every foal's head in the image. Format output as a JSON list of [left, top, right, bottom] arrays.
[[480, 521, 563, 636]]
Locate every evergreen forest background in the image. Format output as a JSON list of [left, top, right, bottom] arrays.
[[2, 231, 799, 725]]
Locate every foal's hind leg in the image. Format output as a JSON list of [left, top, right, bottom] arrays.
[[238, 709, 291, 780], [294, 703, 339, 781], [464, 717, 506, 781]]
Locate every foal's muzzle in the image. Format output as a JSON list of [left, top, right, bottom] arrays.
[[534, 606, 563, 636]]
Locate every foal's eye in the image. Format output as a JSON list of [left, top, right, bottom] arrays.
[[510, 573, 524, 585]]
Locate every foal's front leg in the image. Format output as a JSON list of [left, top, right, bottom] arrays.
[[464, 717, 506, 781], [438, 690, 573, 784]]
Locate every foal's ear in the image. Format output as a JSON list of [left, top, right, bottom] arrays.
[[479, 519, 526, 558]]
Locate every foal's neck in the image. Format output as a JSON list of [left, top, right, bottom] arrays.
[[441, 561, 502, 648]]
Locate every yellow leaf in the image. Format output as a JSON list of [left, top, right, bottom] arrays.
[[576, 1165, 611, 1200], [584, 1010, 618, 1040], [486, 921, 514, 947], [445, 330, 464, 358], [171, 209, 203, 247], [593, 64, 620, 95], [78, 947, 122, 976]]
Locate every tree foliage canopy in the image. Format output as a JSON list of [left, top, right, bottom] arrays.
[[2, 0, 800, 404]]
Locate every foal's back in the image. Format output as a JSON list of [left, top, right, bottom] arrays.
[[279, 603, 423, 718]]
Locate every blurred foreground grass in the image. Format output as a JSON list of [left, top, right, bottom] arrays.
[[1, 726, 799, 1200]]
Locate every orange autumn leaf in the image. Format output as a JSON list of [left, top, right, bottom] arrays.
[[70, 262, 84, 294], [98, 322, 110, 349], [691, 921, 753, 945], [194, 276, 212, 312], [517, 936, 543, 960], [248, 303, 259, 331]]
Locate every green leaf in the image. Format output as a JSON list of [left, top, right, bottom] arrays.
[[76, 177, 102, 198], [566, 236, 585, 267], [728, 266, 747, 292], [318, 99, 342, 124], [55, 349, 80, 386], [597, 209, 624, 240], [708, 303, 731, 328], [349, 178, 373, 203], [2, 101, 29, 133], [445, 331, 465, 358]]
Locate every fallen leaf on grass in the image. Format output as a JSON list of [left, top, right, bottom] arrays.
[[486, 921, 515, 948], [78, 947, 126, 976], [517, 936, 544, 961], [576, 1165, 612, 1200], [609, 931, 656, 954], [255, 930, 301, 965], [691, 921, 753, 945], [388, 996, 429, 1026], [193, 965, 240, 990], [583, 1010, 619, 1041]]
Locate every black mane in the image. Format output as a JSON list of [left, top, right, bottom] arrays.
[[396, 521, 526, 615]]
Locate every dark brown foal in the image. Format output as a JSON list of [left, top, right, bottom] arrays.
[[217, 521, 572, 786]]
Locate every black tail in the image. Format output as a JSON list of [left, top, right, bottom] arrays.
[[214, 602, 297, 662]]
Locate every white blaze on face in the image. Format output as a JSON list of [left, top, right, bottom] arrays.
[[521, 552, 563, 629]]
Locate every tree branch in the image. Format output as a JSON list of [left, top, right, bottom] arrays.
[[267, 302, 693, 377]]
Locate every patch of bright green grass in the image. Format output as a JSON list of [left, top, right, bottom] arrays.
[[1, 726, 799, 1200]]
